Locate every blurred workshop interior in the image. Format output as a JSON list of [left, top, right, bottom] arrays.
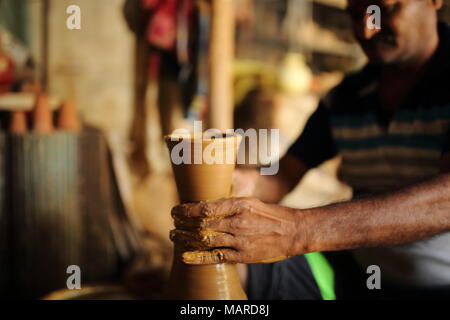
[[0, 0, 449, 299]]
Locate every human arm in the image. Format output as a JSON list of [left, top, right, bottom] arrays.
[[171, 105, 450, 264], [171, 154, 450, 264]]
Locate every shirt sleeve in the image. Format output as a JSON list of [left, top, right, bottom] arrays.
[[287, 102, 338, 168]]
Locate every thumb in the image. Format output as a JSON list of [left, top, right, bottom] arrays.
[[182, 249, 241, 264]]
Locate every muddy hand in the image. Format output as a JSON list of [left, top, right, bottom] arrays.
[[170, 197, 303, 265]]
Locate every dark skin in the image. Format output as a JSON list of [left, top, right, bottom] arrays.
[[170, 0, 450, 265]]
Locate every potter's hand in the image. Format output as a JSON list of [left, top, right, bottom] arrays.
[[170, 198, 305, 265]]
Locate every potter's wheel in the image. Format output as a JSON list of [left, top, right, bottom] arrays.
[[43, 285, 136, 300]]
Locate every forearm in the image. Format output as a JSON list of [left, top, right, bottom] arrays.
[[294, 174, 450, 254], [171, 172, 450, 265]]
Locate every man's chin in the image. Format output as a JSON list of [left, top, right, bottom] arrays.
[[365, 51, 399, 65]]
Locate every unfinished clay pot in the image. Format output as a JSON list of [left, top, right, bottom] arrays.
[[165, 132, 247, 300]]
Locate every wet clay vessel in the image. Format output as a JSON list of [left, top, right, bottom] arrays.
[[165, 133, 247, 300]]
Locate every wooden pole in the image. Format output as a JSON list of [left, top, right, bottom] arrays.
[[41, 0, 49, 92], [207, 0, 235, 131]]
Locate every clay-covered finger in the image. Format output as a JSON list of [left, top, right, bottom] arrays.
[[173, 214, 233, 233], [170, 229, 202, 248], [201, 216, 234, 233], [171, 199, 237, 220], [170, 229, 237, 250], [173, 216, 204, 230], [182, 249, 241, 265], [174, 214, 239, 235]]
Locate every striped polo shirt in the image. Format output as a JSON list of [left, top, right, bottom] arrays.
[[289, 23, 450, 286]]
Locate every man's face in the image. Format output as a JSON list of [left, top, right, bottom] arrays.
[[347, 0, 439, 65]]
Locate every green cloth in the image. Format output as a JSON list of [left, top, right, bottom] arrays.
[[305, 252, 336, 300]]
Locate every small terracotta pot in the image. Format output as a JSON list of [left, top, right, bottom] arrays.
[[165, 132, 247, 300], [33, 94, 53, 134], [9, 111, 28, 134], [57, 100, 81, 131]]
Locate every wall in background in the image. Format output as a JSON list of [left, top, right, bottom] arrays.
[[47, 0, 134, 142]]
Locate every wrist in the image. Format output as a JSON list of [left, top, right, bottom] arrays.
[[290, 208, 316, 256]]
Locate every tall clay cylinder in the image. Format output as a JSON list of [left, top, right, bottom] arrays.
[[165, 133, 247, 300]]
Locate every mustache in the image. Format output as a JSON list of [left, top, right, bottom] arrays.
[[363, 33, 397, 46]]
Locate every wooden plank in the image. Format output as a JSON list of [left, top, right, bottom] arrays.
[[207, 0, 235, 131]]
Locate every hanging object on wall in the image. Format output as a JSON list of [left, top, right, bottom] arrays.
[[145, 0, 178, 50]]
